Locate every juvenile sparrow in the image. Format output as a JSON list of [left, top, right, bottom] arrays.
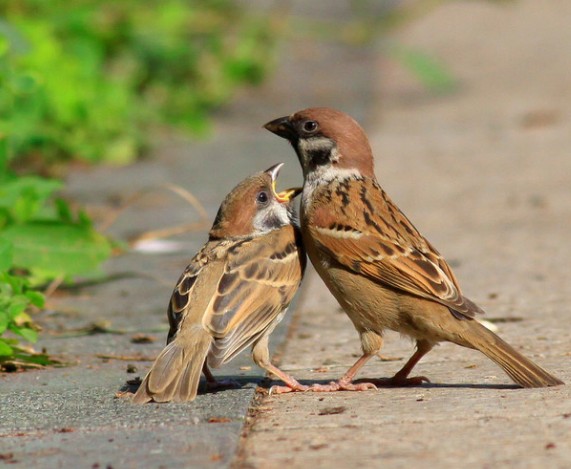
[[264, 108, 563, 390], [133, 164, 307, 403]]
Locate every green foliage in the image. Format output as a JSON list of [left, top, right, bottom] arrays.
[[0, 267, 44, 357], [0, 138, 113, 360], [0, 169, 113, 277], [0, 0, 276, 165]]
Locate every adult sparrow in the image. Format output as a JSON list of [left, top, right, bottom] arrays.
[[264, 108, 563, 390], [133, 164, 307, 403]]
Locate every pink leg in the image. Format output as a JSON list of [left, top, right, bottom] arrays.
[[266, 363, 309, 395], [305, 353, 378, 393], [365, 340, 432, 387]]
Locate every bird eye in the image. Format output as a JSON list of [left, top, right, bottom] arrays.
[[256, 191, 269, 205], [302, 120, 318, 133]]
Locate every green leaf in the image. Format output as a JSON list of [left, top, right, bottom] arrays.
[[12, 350, 57, 366], [0, 135, 8, 183], [10, 325, 38, 343], [0, 221, 112, 277], [25, 290, 45, 308], [0, 272, 24, 293], [8, 294, 28, 318], [0, 238, 13, 271], [0, 339, 14, 356], [0, 177, 62, 209], [55, 198, 73, 223], [0, 311, 9, 335], [0, 177, 63, 222]]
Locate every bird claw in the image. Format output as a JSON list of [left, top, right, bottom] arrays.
[[305, 380, 378, 393], [268, 383, 309, 396], [391, 375, 430, 386]]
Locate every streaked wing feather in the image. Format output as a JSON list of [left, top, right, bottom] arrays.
[[310, 179, 478, 318], [204, 227, 304, 365], [167, 249, 209, 342]]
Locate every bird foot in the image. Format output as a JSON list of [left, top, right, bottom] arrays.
[[305, 380, 377, 393], [205, 378, 241, 391], [269, 383, 309, 395], [359, 375, 430, 387]]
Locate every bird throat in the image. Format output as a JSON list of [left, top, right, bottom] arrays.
[[296, 137, 338, 172]]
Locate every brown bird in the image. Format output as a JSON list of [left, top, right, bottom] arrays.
[[264, 108, 563, 390], [133, 164, 307, 403]]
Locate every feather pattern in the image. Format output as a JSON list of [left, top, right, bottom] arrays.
[[306, 176, 483, 318], [133, 167, 307, 403], [167, 225, 304, 366]]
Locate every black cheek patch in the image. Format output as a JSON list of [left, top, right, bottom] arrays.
[[309, 148, 332, 169]]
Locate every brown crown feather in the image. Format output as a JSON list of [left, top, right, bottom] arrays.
[[293, 107, 376, 179]]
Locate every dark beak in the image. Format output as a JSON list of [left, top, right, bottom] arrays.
[[276, 186, 302, 203], [263, 116, 295, 140]]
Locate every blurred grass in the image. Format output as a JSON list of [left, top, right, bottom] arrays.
[[0, 0, 282, 167]]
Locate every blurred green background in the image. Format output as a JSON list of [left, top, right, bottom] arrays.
[[0, 0, 280, 168]]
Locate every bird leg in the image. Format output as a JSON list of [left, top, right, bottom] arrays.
[[365, 340, 432, 386], [266, 363, 310, 395], [202, 363, 241, 390], [252, 336, 308, 394], [306, 352, 378, 392]]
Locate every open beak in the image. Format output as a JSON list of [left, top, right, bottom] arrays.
[[264, 163, 302, 203], [276, 187, 302, 203], [263, 116, 295, 139]]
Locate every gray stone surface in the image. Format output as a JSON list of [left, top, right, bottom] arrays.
[[236, 1, 571, 468], [2, 1, 570, 468]]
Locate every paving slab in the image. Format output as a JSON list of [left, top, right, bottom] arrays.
[[236, 1, 571, 468]]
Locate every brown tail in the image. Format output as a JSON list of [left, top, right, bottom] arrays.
[[132, 326, 211, 403], [459, 320, 564, 388]]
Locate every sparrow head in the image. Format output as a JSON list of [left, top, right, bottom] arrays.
[[209, 163, 302, 240], [263, 107, 375, 180]]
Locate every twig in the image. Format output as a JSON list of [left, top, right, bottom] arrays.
[[98, 183, 209, 233], [129, 220, 210, 246]]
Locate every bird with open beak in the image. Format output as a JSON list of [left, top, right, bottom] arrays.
[[264, 107, 563, 391], [133, 164, 307, 403]]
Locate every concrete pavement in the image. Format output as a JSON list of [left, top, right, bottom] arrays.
[[1, 1, 570, 468], [236, 1, 571, 468]]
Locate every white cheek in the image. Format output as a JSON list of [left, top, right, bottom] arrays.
[[252, 203, 291, 232], [275, 203, 291, 224], [297, 137, 334, 154]]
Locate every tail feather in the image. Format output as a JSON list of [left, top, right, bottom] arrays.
[[132, 326, 211, 403], [461, 321, 563, 388]]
